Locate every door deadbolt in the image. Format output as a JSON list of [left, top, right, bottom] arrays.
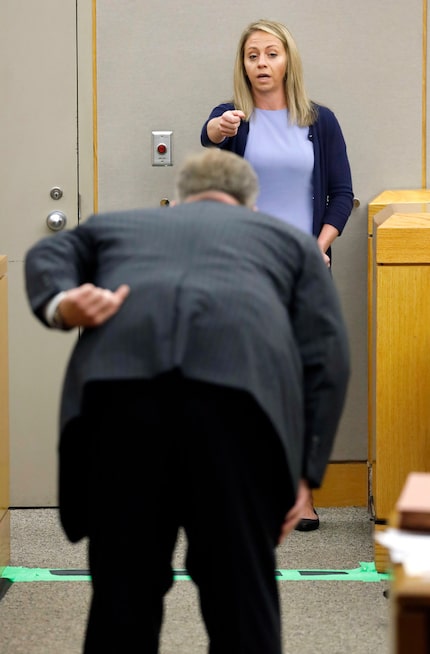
[[50, 186, 63, 200]]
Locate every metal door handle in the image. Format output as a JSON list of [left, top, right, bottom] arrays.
[[46, 211, 67, 231]]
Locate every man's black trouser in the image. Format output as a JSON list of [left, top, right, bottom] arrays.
[[61, 371, 295, 654]]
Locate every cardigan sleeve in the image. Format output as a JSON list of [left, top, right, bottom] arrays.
[[312, 106, 354, 236], [200, 102, 249, 156]]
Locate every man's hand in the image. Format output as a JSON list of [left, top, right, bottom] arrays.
[[57, 283, 130, 328], [278, 479, 312, 544]]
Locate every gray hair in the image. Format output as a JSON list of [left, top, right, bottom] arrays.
[[175, 148, 259, 208]]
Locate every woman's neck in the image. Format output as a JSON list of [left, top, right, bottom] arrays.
[[252, 89, 287, 111]]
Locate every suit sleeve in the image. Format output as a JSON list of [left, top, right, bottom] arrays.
[[24, 221, 95, 327], [290, 241, 351, 488]]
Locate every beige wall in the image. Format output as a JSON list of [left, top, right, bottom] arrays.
[[0, 256, 10, 565], [95, 0, 426, 462], [1, 1, 427, 506]]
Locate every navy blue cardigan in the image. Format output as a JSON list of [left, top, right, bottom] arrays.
[[201, 102, 354, 239]]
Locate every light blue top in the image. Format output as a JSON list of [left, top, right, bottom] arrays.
[[244, 108, 314, 234]]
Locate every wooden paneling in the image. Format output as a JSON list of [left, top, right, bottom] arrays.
[[368, 191, 430, 494], [368, 194, 430, 572], [373, 208, 430, 518], [367, 190, 430, 232], [313, 462, 368, 507], [374, 265, 430, 517], [368, 192, 430, 467]]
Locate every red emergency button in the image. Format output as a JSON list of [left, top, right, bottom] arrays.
[[157, 143, 167, 154]]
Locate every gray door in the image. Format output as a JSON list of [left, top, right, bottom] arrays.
[[0, 0, 92, 505]]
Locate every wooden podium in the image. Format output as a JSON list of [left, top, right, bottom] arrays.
[[391, 563, 430, 654], [368, 191, 430, 571], [388, 473, 430, 654], [0, 255, 10, 572]]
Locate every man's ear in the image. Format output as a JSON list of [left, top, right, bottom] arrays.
[[169, 200, 177, 207]]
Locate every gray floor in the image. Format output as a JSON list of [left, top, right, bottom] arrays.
[[0, 507, 392, 653]]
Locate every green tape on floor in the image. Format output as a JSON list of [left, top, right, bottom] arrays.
[[1, 567, 91, 582], [1, 562, 390, 583], [276, 561, 390, 581]]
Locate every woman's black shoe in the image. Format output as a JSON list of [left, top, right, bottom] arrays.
[[295, 510, 319, 532]]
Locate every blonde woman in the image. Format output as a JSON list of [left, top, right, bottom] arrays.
[[201, 19, 354, 531]]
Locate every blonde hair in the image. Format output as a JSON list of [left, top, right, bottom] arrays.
[[176, 149, 259, 208], [233, 19, 317, 126]]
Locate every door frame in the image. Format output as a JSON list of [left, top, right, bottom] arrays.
[[78, 0, 96, 219]]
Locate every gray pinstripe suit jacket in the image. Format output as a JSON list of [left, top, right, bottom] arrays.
[[25, 200, 350, 490]]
